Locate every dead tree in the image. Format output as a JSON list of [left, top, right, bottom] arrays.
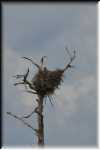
[[7, 47, 76, 146]]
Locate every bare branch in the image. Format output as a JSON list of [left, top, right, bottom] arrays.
[[7, 112, 37, 133], [21, 107, 40, 119], [13, 67, 30, 89], [22, 109, 36, 119], [14, 81, 28, 90], [13, 75, 24, 79], [13, 68, 29, 81], [34, 108, 43, 117], [21, 57, 41, 70], [63, 49, 76, 72], [36, 99, 40, 103], [23, 67, 29, 82], [23, 90, 37, 94], [14, 82, 25, 86], [25, 80, 36, 91], [65, 47, 72, 58], [13, 70, 36, 91], [14, 81, 36, 93]]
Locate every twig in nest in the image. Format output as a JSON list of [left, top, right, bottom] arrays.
[[48, 96, 54, 107], [44, 97, 47, 105], [7, 112, 37, 133], [51, 96, 55, 104]]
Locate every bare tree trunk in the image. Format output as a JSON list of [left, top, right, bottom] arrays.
[[37, 95, 44, 146]]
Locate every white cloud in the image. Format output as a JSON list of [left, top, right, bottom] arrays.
[[3, 48, 32, 113], [53, 74, 96, 127]]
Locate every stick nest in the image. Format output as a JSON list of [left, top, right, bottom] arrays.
[[32, 68, 64, 97], [14, 49, 76, 98]]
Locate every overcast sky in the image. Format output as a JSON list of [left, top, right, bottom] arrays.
[[2, 3, 97, 147]]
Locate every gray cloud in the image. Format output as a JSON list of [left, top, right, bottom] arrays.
[[3, 3, 97, 146]]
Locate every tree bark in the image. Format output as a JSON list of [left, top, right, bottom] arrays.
[[37, 95, 44, 146]]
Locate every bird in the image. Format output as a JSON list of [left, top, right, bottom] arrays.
[[40, 56, 47, 69]]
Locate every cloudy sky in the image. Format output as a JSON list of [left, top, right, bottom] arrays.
[[2, 3, 97, 147]]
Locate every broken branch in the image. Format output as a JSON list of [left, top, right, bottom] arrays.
[[7, 112, 37, 133]]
